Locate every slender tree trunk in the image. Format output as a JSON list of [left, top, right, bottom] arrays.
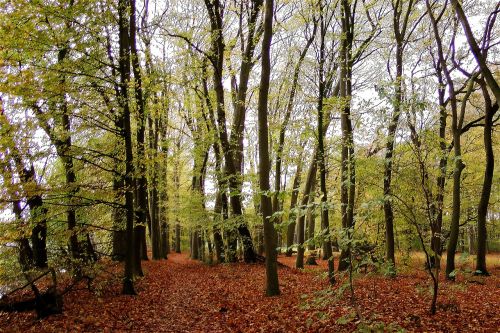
[[257, 0, 279, 296], [173, 139, 182, 254], [143, 34, 163, 260], [175, 222, 181, 253], [383, 44, 403, 269], [384, 0, 417, 275], [228, 1, 263, 263], [285, 158, 303, 256], [129, 0, 149, 263], [295, 75, 339, 267], [33, 39, 81, 263], [431, 75, 448, 269], [276, 19, 317, 258], [160, 220, 168, 259], [165, 223, 170, 256], [118, 0, 137, 295], [4, 124, 49, 268], [338, 0, 355, 272], [317, 6, 334, 283], [306, 179, 317, 252], [112, 175, 127, 261], [4, 160, 35, 271], [60, 117, 80, 262], [273, 19, 317, 221], [201, 59, 229, 263], [191, 230, 199, 259], [204, 0, 257, 262], [445, 128, 464, 278], [475, 84, 496, 275], [16, 200, 34, 272], [149, 116, 162, 260], [427, 0, 472, 280], [28, 194, 48, 268], [213, 191, 226, 262], [296, 149, 318, 269]]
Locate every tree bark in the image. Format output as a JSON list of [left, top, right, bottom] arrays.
[[203, 0, 257, 262], [130, 0, 149, 263], [338, 0, 356, 272], [273, 18, 317, 219], [317, 4, 334, 283], [296, 149, 318, 269], [285, 158, 303, 256], [306, 179, 317, 252], [431, 69, 449, 269], [118, 0, 137, 295], [257, 0, 280, 296], [384, 0, 413, 268], [475, 82, 497, 275]]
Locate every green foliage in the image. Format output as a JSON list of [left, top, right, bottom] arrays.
[[336, 310, 357, 325], [355, 321, 406, 333]]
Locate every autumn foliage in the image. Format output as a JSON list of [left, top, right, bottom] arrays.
[[1, 253, 498, 332]]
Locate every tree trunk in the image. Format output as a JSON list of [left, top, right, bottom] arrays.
[[191, 230, 199, 259], [475, 84, 496, 275], [160, 220, 168, 259], [338, 0, 355, 272], [431, 85, 448, 269], [175, 221, 181, 253], [213, 191, 226, 262], [445, 129, 464, 279], [165, 223, 170, 256], [383, 43, 403, 269], [273, 18, 317, 227], [118, 0, 136, 295], [306, 179, 317, 251], [112, 176, 126, 261], [149, 117, 162, 260], [28, 194, 48, 269], [11, 180, 34, 271], [228, 1, 263, 263], [33, 37, 81, 263], [285, 158, 303, 256], [426, 0, 471, 280], [296, 149, 318, 269], [257, 0, 280, 296], [130, 0, 149, 263], [173, 139, 182, 254], [203, 0, 256, 262], [134, 225, 145, 276], [384, 0, 417, 275], [317, 6, 334, 283], [150, 182, 161, 260]]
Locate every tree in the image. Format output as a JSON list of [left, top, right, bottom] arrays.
[[383, 0, 422, 271], [450, 0, 499, 276], [316, 0, 334, 284], [274, 6, 318, 258], [202, 0, 261, 263], [337, 0, 380, 272], [0, 106, 47, 269], [257, 0, 280, 296], [118, 0, 138, 295]]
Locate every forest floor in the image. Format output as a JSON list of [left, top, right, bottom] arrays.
[[0, 252, 499, 332]]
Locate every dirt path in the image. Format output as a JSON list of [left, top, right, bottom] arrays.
[[1, 253, 499, 332], [0, 253, 324, 332]]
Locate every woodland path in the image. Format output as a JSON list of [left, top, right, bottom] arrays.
[[0, 253, 499, 332]]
